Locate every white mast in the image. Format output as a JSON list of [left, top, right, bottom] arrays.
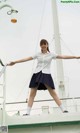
[[51, 0, 66, 98]]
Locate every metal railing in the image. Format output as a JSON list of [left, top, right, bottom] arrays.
[[0, 59, 6, 126], [0, 59, 80, 116], [1, 97, 80, 116]]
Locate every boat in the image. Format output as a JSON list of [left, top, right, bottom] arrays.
[[0, 0, 80, 133]]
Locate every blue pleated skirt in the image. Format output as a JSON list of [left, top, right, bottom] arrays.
[[29, 71, 55, 90]]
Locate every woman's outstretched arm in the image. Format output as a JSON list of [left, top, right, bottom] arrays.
[[56, 55, 80, 59], [7, 57, 33, 66]]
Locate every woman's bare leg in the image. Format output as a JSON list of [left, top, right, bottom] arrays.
[[27, 87, 37, 107], [45, 84, 61, 106], [23, 88, 37, 115], [45, 84, 68, 112]]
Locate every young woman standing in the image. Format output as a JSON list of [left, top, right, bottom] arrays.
[[8, 39, 80, 115]]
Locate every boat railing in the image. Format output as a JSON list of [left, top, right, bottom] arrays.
[[0, 60, 80, 116], [1, 97, 80, 116], [0, 60, 8, 133], [0, 60, 6, 125]]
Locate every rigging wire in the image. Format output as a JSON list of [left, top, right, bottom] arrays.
[[8, 0, 80, 108], [9, 35, 80, 108], [8, 0, 48, 108], [60, 37, 80, 64], [31, 0, 47, 74]]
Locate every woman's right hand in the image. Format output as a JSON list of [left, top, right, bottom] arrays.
[[7, 62, 16, 66]]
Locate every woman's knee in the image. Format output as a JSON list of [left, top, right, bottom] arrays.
[[29, 88, 37, 98]]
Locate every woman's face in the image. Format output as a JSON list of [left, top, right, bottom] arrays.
[[40, 43, 48, 51]]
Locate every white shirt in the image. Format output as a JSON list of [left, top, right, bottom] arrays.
[[32, 52, 57, 74]]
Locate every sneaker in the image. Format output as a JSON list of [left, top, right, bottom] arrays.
[[63, 110, 68, 113], [23, 113, 29, 116]]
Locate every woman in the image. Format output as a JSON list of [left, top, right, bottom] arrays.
[[8, 39, 80, 115]]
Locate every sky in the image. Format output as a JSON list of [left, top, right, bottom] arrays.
[[0, 0, 80, 114]]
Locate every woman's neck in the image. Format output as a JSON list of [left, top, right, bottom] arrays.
[[41, 50, 47, 54]]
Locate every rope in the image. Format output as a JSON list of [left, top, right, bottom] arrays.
[[8, 0, 48, 109], [31, 0, 47, 74], [60, 37, 80, 64]]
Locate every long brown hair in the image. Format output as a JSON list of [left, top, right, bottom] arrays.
[[40, 39, 50, 52]]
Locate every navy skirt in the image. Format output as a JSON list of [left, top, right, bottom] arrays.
[[29, 71, 55, 90]]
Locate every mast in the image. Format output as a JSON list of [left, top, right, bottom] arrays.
[[51, 0, 66, 98]]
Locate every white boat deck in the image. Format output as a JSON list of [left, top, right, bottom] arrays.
[[0, 109, 80, 126], [0, 109, 80, 133]]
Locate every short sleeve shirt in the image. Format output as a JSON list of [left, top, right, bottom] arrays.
[[32, 52, 57, 74]]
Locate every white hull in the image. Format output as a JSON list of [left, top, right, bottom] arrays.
[[0, 109, 80, 133]]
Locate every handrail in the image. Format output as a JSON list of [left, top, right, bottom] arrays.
[[0, 97, 80, 105], [0, 61, 6, 126], [0, 59, 6, 78], [0, 59, 4, 66], [0, 65, 6, 78]]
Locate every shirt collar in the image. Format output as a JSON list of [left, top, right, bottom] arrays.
[[41, 51, 49, 54]]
